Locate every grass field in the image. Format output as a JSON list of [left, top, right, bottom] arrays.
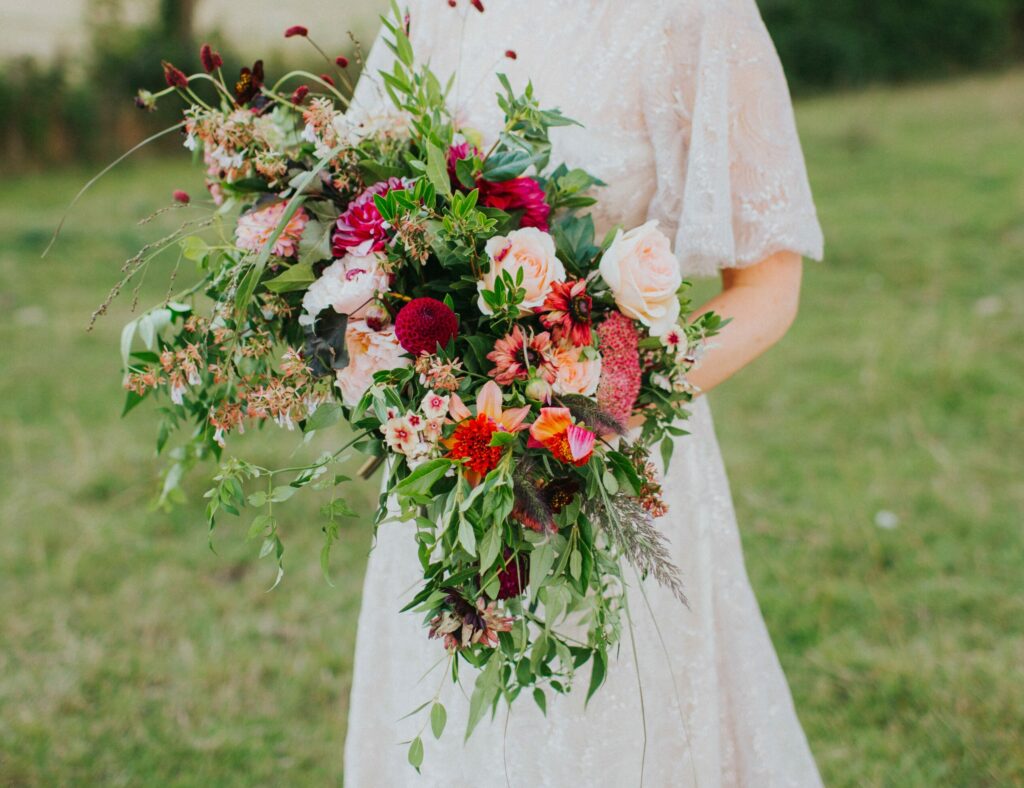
[[1, 69, 1023, 786]]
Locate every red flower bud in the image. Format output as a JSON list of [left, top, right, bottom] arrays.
[[290, 85, 310, 104], [161, 60, 189, 89], [199, 43, 222, 73], [319, 73, 335, 87], [284, 25, 308, 38], [335, 55, 349, 68], [447, 0, 456, 6], [470, 0, 484, 11], [172, 190, 190, 204], [505, 49, 517, 60]]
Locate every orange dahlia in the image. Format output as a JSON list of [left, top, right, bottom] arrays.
[[445, 381, 531, 481]]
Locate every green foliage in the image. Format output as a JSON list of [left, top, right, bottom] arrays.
[[762, 0, 1024, 90]]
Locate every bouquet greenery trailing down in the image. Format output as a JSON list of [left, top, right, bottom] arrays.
[[71, 3, 723, 766]]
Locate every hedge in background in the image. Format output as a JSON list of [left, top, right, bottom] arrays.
[[762, 0, 1024, 90]]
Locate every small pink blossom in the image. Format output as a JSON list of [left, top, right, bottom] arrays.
[[421, 391, 450, 419]]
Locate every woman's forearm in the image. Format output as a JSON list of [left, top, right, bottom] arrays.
[[686, 250, 804, 395]]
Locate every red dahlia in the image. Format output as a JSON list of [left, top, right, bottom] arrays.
[[394, 297, 459, 356], [446, 414, 504, 476]]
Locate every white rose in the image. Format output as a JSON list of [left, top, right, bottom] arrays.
[[478, 227, 566, 315], [598, 221, 682, 337], [302, 252, 389, 320]]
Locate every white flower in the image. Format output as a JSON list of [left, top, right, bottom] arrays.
[[420, 391, 450, 419], [423, 418, 445, 442], [599, 221, 682, 337], [660, 325, 686, 351], [302, 253, 390, 320], [383, 415, 418, 454]]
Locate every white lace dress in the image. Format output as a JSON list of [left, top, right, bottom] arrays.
[[343, 1, 825, 785]]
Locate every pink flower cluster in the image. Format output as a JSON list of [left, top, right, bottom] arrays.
[[596, 312, 642, 425]]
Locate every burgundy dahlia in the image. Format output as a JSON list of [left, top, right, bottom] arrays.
[[480, 177, 550, 230], [333, 177, 409, 256], [394, 297, 458, 356], [496, 550, 528, 600]]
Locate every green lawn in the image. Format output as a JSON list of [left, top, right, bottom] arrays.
[[1, 69, 1022, 786]]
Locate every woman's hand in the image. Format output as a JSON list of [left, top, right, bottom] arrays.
[[685, 249, 803, 395]]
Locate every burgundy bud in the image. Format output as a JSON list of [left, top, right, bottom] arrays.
[[199, 43, 222, 73], [505, 49, 517, 60], [470, 0, 484, 11], [172, 190, 190, 204], [161, 60, 189, 89], [284, 25, 308, 38], [290, 85, 310, 104], [319, 73, 335, 87], [447, 0, 456, 6], [335, 55, 349, 68]]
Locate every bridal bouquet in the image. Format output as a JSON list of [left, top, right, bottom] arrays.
[[94, 4, 721, 765]]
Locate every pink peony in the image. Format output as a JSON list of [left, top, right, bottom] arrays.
[[302, 252, 390, 319], [334, 321, 409, 407], [596, 312, 642, 425], [235, 202, 309, 258], [332, 177, 410, 256]]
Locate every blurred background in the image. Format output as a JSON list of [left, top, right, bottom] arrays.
[[1, 0, 1022, 785]]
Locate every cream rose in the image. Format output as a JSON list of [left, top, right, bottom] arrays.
[[334, 321, 409, 407], [478, 227, 566, 315], [552, 344, 602, 397], [598, 221, 682, 337], [302, 252, 389, 320]]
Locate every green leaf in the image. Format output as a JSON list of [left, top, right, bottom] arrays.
[[458, 514, 477, 556], [395, 459, 452, 497], [425, 141, 453, 199], [263, 260, 315, 294], [303, 402, 342, 433], [528, 540, 556, 601], [430, 703, 447, 739], [533, 687, 547, 716], [479, 526, 501, 571], [586, 649, 607, 706], [247, 491, 267, 507], [407, 736, 424, 769], [481, 149, 535, 181], [270, 485, 297, 503], [569, 548, 582, 581]]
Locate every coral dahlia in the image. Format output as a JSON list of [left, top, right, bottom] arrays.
[[487, 325, 557, 386], [394, 297, 459, 356], [540, 279, 594, 346], [447, 414, 504, 476]]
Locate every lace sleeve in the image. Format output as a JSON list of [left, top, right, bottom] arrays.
[[645, 0, 824, 277]]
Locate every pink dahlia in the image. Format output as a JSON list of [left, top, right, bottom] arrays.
[[394, 297, 459, 356], [596, 312, 642, 425], [479, 177, 550, 230], [333, 177, 410, 256], [235, 202, 309, 258], [487, 325, 557, 386], [539, 278, 593, 346]]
